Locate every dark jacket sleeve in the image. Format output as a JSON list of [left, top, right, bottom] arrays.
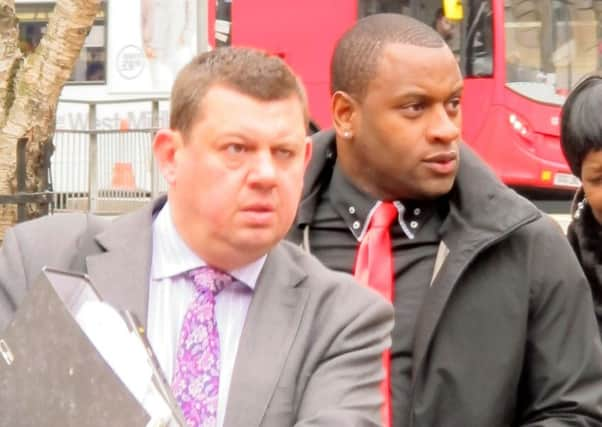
[[519, 217, 602, 426], [566, 217, 602, 340]]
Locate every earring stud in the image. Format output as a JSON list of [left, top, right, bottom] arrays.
[[343, 130, 352, 139]]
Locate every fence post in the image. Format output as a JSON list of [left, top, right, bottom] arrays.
[[88, 103, 98, 212], [41, 139, 54, 216], [150, 99, 160, 201], [16, 138, 27, 222]]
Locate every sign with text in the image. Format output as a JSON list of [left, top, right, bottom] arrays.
[[108, 0, 197, 94]]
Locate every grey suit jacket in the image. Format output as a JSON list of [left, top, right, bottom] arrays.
[[0, 198, 393, 426]]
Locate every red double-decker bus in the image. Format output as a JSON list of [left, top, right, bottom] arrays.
[[210, 0, 602, 192]]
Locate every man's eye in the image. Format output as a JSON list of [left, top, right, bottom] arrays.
[[275, 148, 293, 158], [448, 98, 461, 110], [405, 103, 424, 112], [399, 103, 424, 117], [226, 144, 245, 154]]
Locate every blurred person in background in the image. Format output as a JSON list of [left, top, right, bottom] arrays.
[[561, 73, 602, 336]]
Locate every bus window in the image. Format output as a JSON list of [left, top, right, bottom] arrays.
[[505, 0, 602, 105], [215, 0, 232, 46], [434, 6, 462, 58], [357, 0, 493, 77], [358, 0, 405, 17], [462, 0, 493, 77], [16, 2, 107, 84]]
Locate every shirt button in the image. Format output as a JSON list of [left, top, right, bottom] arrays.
[[413, 208, 421, 216], [348, 206, 356, 215], [410, 221, 418, 229], [352, 221, 361, 230]]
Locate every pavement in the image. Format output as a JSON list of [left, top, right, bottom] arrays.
[[528, 196, 573, 233]]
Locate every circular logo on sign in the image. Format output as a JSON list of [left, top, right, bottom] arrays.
[[116, 45, 145, 80]]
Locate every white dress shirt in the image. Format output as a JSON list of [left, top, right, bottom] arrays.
[[147, 202, 266, 427]]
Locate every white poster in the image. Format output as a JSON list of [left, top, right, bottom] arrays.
[[108, 0, 197, 94]]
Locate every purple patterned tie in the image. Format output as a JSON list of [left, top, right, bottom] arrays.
[[172, 266, 233, 427]]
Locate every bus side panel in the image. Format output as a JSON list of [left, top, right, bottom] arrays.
[[231, 1, 357, 128], [502, 88, 564, 158], [467, 103, 540, 185], [460, 79, 534, 186], [208, 0, 216, 47], [469, 102, 569, 189], [461, 77, 495, 152]]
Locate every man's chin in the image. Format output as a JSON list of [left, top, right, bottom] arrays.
[[415, 179, 456, 200], [233, 231, 280, 255]]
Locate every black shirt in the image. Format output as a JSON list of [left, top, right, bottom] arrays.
[[307, 163, 447, 427]]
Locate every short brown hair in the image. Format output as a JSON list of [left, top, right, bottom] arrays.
[[170, 47, 308, 135]]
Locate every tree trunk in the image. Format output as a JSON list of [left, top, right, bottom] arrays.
[[0, 0, 101, 238]]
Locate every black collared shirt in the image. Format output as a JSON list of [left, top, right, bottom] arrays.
[[307, 162, 447, 427]]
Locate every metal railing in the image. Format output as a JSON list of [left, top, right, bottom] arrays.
[[0, 138, 53, 222], [52, 97, 169, 214]]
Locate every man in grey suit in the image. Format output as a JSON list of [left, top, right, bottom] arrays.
[[0, 47, 393, 427]]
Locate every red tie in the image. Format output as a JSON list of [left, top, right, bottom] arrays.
[[353, 201, 397, 427]]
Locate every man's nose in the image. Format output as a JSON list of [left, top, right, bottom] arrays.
[[248, 151, 278, 187], [427, 104, 461, 144]]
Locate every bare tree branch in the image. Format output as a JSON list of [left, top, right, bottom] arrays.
[[3, 0, 101, 141], [0, 0, 101, 232], [0, 0, 22, 128]]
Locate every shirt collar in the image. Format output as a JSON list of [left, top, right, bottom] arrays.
[[329, 162, 437, 241], [151, 201, 265, 289]]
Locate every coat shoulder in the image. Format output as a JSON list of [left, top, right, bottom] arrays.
[[11, 212, 109, 240], [277, 240, 392, 312], [6, 213, 111, 269]]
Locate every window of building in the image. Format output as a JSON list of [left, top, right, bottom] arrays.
[[16, 2, 107, 84]]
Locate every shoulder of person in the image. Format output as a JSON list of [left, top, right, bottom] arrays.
[[9, 212, 110, 241], [276, 240, 392, 309], [502, 213, 588, 288], [511, 212, 568, 242], [5, 213, 112, 264]]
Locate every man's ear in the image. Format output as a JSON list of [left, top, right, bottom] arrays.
[[331, 91, 358, 140], [152, 129, 183, 185], [303, 136, 313, 169]]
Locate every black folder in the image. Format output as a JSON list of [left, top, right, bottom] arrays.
[[0, 268, 180, 426]]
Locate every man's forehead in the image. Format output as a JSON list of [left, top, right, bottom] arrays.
[[368, 42, 461, 89], [378, 42, 453, 69], [190, 91, 307, 139], [197, 84, 306, 117]]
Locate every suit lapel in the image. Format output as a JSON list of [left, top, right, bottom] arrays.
[[224, 244, 309, 427], [85, 198, 164, 330]]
